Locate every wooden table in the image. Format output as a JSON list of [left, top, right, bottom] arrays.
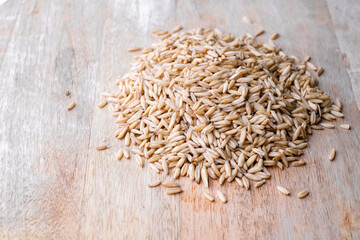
[[1, 0, 359, 239]]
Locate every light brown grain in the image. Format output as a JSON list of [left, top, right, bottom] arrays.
[[329, 148, 336, 161], [270, 33, 279, 40], [98, 100, 108, 108], [217, 191, 227, 203], [340, 124, 350, 130], [67, 101, 76, 111], [117, 149, 124, 160], [166, 187, 183, 195], [317, 67, 324, 76], [96, 145, 108, 151], [128, 47, 141, 52], [203, 191, 215, 202], [148, 180, 161, 188], [297, 189, 309, 199], [162, 181, 179, 188], [123, 149, 130, 159], [276, 185, 290, 195], [255, 29, 265, 37], [255, 180, 266, 188]]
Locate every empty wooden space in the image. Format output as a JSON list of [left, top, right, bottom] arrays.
[[0, 0, 359, 239]]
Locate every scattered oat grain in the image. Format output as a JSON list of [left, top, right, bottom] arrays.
[[96, 145, 108, 151], [297, 190, 309, 199], [166, 187, 183, 195], [117, 149, 124, 160], [270, 33, 279, 40], [203, 190, 215, 202], [255, 29, 265, 37], [329, 148, 336, 161], [67, 101, 76, 111], [123, 149, 130, 159], [276, 185, 290, 195], [128, 47, 141, 52], [255, 180, 266, 188], [317, 67, 324, 76], [148, 180, 161, 188], [340, 124, 350, 130], [217, 190, 227, 203], [98, 100, 108, 108]]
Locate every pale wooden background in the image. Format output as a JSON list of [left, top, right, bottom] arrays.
[[0, 0, 359, 239]]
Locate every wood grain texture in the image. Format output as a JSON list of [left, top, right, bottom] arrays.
[[0, 0, 22, 65], [326, 0, 360, 111], [0, 0, 359, 239]]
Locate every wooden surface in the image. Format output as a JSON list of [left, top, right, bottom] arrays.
[[1, 0, 360, 239]]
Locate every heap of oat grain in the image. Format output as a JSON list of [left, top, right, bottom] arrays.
[[102, 26, 344, 199]]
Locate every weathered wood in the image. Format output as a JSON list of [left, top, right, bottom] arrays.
[[0, 0, 111, 239], [326, 0, 360, 111], [0, 0, 22, 65], [0, 0, 359, 239]]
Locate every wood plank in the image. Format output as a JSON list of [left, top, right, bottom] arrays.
[[326, 0, 360, 111], [0, 0, 110, 238]]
